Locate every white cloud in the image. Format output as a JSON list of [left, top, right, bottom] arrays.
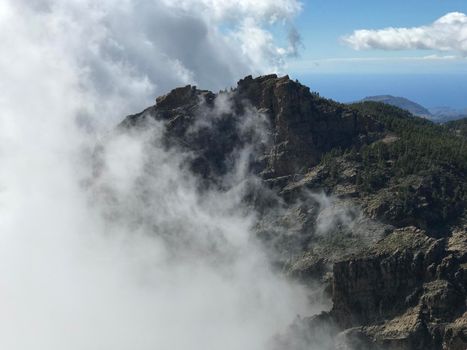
[[343, 12, 467, 55], [0, 1, 312, 349], [1, 0, 302, 130], [163, 0, 302, 22]]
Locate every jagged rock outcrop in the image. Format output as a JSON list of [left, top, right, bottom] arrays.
[[276, 226, 466, 350], [121, 74, 382, 184], [330, 226, 467, 349], [332, 228, 445, 327], [236, 75, 382, 180]]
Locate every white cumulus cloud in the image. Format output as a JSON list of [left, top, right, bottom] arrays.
[[343, 12, 467, 55], [1, 0, 302, 130]]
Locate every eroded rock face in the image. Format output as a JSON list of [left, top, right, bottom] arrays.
[[332, 228, 443, 327], [236, 75, 382, 179], [331, 227, 467, 349]]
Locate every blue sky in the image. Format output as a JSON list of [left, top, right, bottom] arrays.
[[285, 1, 467, 107], [291, 0, 467, 72]]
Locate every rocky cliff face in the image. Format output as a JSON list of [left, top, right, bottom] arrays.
[[120, 74, 467, 350], [332, 227, 466, 349], [121, 74, 382, 183]]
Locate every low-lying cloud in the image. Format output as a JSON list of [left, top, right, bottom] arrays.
[[0, 1, 313, 349], [343, 12, 467, 55], [0, 77, 315, 350]]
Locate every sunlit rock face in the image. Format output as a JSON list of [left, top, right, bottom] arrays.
[[331, 227, 466, 349]]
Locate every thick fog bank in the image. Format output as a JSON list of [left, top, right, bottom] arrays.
[[0, 1, 322, 349]]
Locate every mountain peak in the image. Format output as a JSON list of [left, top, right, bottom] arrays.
[[123, 74, 381, 180], [155, 85, 215, 109]]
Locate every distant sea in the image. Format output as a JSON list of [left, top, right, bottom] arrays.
[[295, 74, 467, 110]]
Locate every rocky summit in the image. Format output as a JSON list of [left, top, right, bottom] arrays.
[[120, 74, 467, 350]]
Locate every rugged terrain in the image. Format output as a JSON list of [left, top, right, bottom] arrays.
[[120, 74, 467, 349]]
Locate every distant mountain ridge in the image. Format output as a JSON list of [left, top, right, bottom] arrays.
[[430, 106, 467, 123], [360, 95, 467, 123], [361, 95, 431, 117]]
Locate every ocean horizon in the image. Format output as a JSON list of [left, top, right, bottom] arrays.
[[295, 73, 467, 110]]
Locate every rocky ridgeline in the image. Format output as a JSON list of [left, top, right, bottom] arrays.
[[122, 74, 382, 182], [120, 75, 466, 349]]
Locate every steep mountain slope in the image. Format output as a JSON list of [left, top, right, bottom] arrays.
[[306, 102, 467, 231], [361, 95, 432, 117], [120, 75, 467, 350]]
